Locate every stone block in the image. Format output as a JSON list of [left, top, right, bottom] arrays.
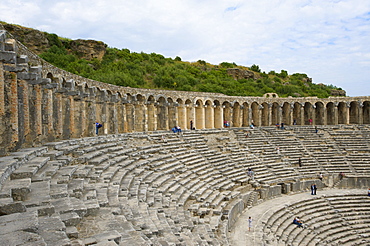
[[0, 198, 26, 214], [1, 231, 46, 246], [0, 211, 38, 235], [17, 54, 29, 64], [4, 178, 31, 201], [60, 211, 81, 226], [66, 226, 79, 239]]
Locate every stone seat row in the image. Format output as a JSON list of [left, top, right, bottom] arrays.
[[262, 193, 370, 246]]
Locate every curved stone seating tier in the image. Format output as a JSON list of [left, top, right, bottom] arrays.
[[0, 127, 370, 245], [261, 192, 370, 246]]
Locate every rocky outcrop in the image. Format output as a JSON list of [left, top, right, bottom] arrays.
[[330, 89, 346, 96], [2, 23, 107, 60], [227, 68, 255, 80], [2, 23, 50, 54], [69, 39, 106, 60]]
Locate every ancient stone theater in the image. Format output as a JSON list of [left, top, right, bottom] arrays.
[[0, 28, 370, 245]]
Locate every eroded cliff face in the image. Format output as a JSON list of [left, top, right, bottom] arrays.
[[69, 39, 106, 60], [2, 23, 107, 60], [3, 23, 50, 54]]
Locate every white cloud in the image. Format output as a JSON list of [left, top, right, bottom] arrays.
[[1, 0, 369, 96]]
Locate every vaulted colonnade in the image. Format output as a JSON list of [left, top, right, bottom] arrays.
[[1, 30, 370, 155]]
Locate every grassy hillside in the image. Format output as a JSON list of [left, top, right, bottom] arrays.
[[2, 22, 345, 97]]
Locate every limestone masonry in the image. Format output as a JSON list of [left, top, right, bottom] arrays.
[[0, 28, 369, 246], [0, 29, 369, 155]]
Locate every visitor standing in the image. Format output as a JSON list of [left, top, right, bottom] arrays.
[[95, 121, 102, 135], [248, 217, 252, 231]]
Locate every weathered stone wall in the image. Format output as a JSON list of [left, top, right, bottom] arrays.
[[1, 30, 370, 155]]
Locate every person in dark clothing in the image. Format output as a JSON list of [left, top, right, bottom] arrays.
[[311, 184, 317, 195]]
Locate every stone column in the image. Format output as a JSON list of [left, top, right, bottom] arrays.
[[205, 104, 214, 129], [345, 102, 350, 125], [322, 105, 328, 125], [9, 72, 19, 144], [334, 102, 339, 125], [55, 93, 63, 138], [214, 106, 223, 129], [311, 104, 316, 125], [0, 63, 4, 116], [69, 96, 76, 138], [188, 105, 195, 129], [300, 104, 305, 125], [147, 103, 156, 131], [44, 89, 54, 138], [195, 104, 205, 129], [267, 103, 272, 126], [178, 104, 187, 130], [358, 102, 364, 124], [35, 84, 43, 137], [278, 104, 283, 125]]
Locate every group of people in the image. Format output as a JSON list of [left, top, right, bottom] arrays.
[[171, 126, 182, 133], [275, 122, 285, 130]]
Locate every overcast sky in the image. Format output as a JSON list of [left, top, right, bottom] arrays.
[[1, 0, 370, 97]]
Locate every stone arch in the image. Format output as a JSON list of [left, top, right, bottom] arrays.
[[157, 96, 167, 130], [326, 102, 336, 125], [205, 100, 214, 129], [261, 102, 269, 126], [338, 102, 347, 124], [349, 101, 360, 124], [304, 102, 314, 125], [232, 102, 241, 127], [251, 102, 260, 126], [363, 101, 370, 124], [195, 99, 205, 129], [242, 102, 249, 127], [315, 102, 325, 125]]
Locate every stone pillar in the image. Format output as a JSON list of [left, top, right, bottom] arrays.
[[79, 100, 87, 137], [187, 105, 195, 129], [214, 106, 223, 129], [195, 104, 205, 129], [359, 102, 364, 124], [258, 105, 263, 127], [345, 102, 350, 125], [300, 104, 305, 125], [168, 104, 177, 129], [205, 105, 214, 129], [35, 84, 43, 137], [0, 63, 4, 116], [267, 103, 272, 126], [278, 104, 283, 125], [69, 96, 76, 138], [147, 103, 156, 131], [178, 105, 187, 130], [44, 89, 54, 139], [334, 102, 339, 125], [55, 93, 63, 138], [322, 105, 328, 125], [19, 80, 30, 142], [311, 104, 316, 125], [9, 72, 19, 144]]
